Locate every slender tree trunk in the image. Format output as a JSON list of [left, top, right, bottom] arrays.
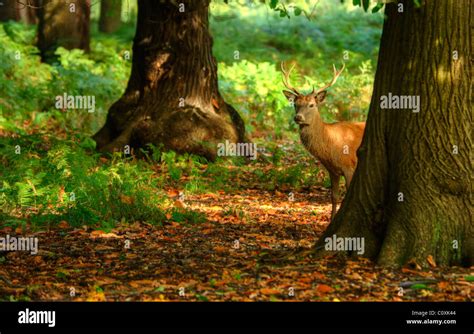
[[93, 0, 246, 160], [0, 0, 18, 21], [0, 0, 38, 23], [314, 0, 472, 267], [99, 0, 121, 33], [37, 0, 90, 62]]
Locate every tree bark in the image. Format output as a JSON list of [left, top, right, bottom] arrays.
[[99, 0, 121, 33], [314, 0, 473, 267], [93, 0, 246, 160], [37, 0, 90, 62]]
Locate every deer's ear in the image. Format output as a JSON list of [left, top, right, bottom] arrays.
[[282, 90, 297, 101], [315, 91, 327, 103]]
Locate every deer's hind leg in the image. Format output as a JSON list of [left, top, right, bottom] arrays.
[[329, 173, 341, 221], [344, 170, 353, 189]]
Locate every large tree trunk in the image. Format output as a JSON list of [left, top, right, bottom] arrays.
[[93, 0, 245, 160], [99, 0, 121, 33], [37, 0, 90, 62], [314, 0, 472, 267], [0, 0, 38, 23]]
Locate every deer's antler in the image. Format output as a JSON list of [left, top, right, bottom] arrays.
[[281, 61, 301, 96], [315, 63, 345, 94]]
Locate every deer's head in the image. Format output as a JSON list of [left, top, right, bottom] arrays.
[[281, 62, 345, 127]]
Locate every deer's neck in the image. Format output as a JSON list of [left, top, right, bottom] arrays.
[[299, 112, 329, 159]]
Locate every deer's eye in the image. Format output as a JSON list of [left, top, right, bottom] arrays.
[[309, 104, 315, 108]]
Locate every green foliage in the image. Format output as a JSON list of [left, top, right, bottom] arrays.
[[219, 60, 290, 135], [347, 0, 423, 13], [170, 208, 206, 225], [267, 0, 311, 19], [0, 135, 200, 228], [162, 151, 183, 182], [0, 1, 382, 230], [0, 24, 51, 120], [410, 283, 432, 291], [0, 21, 131, 135], [212, 0, 380, 135]]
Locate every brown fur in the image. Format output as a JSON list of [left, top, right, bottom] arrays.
[[284, 90, 365, 220], [300, 115, 365, 185]]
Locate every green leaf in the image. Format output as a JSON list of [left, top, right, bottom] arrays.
[[362, 0, 370, 11], [196, 294, 209, 301], [372, 3, 384, 13], [294, 7, 302, 16], [410, 283, 431, 290], [79, 137, 96, 150], [55, 270, 68, 279], [352, 0, 361, 6], [465, 275, 474, 282], [269, 0, 278, 9]]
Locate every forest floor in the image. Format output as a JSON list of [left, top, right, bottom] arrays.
[[1, 167, 472, 302]]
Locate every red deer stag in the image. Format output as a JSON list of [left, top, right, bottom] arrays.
[[281, 62, 365, 221]]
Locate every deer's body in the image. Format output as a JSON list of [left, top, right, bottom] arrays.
[[281, 62, 366, 220], [299, 116, 365, 186], [299, 115, 365, 220]]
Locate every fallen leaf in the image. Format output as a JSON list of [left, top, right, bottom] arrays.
[[214, 246, 228, 253], [58, 220, 69, 229], [437, 281, 449, 289], [312, 272, 327, 280], [95, 277, 120, 285], [427, 255, 437, 268], [174, 200, 186, 208], [58, 186, 65, 203], [90, 231, 122, 239], [129, 280, 158, 288], [348, 272, 363, 280], [260, 288, 280, 295], [316, 284, 334, 294], [167, 189, 179, 197], [86, 290, 106, 301], [120, 194, 134, 204]]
